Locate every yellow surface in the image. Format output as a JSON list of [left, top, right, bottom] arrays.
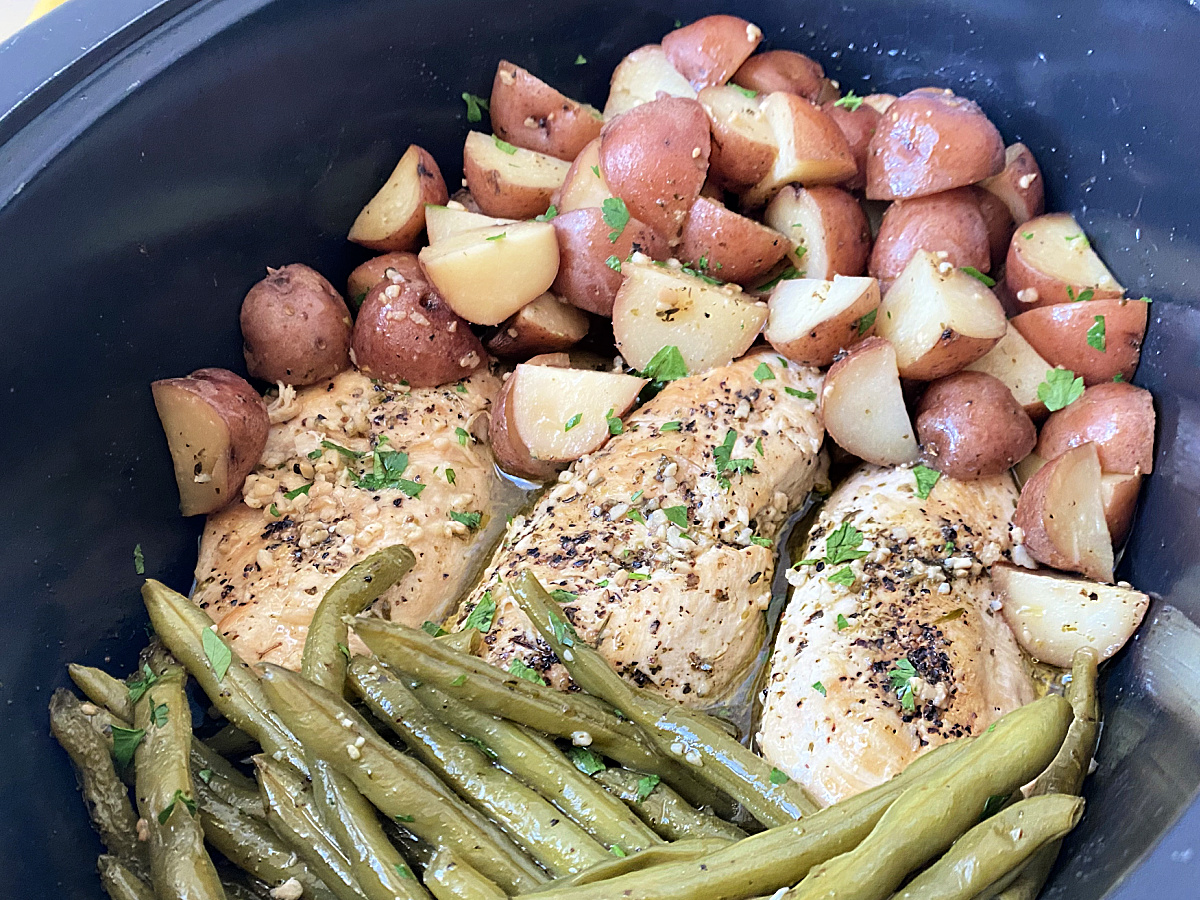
[[29, 0, 71, 22]]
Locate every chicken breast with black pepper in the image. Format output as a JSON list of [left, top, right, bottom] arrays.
[[759, 464, 1036, 805], [193, 366, 517, 669], [450, 349, 826, 706]]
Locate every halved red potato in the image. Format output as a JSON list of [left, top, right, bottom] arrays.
[[1102, 473, 1142, 546], [978, 143, 1045, 226], [612, 257, 767, 374], [486, 292, 589, 358], [763, 185, 871, 278], [868, 188, 991, 290], [662, 14, 762, 91], [418, 221, 559, 326], [346, 252, 424, 306], [1013, 442, 1114, 582], [489, 60, 604, 161], [552, 138, 613, 213], [463, 132, 570, 219], [677, 196, 788, 283], [972, 186, 1016, 272], [1010, 298, 1147, 385], [698, 85, 778, 191], [862, 93, 897, 114], [1035, 381, 1155, 475], [875, 250, 1008, 380], [765, 275, 880, 367], [821, 99, 882, 191], [964, 324, 1054, 421], [348, 145, 449, 251], [915, 371, 1037, 479], [865, 88, 1005, 200], [731, 49, 824, 100], [551, 208, 667, 316], [820, 336, 919, 465], [603, 44, 696, 117], [741, 92, 857, 207], [1005, 213, 1124, 309], [600, 97, 711, 241], [151, 369, 270, 516], [490, 364, 648, 479], [996, 564, 1149, 667], [425, 204, 516, 245]]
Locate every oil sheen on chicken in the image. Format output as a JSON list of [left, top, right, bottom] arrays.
[[451, 349, 826, 706], [759, 464, 1036, 805]]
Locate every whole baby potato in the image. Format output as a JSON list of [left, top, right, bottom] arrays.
[[240, 264, 352, 386], [868, 188, 990, 290], [346, 252, 424, 308], [916, 370, 1036, 479]]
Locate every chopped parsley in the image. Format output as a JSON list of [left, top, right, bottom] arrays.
[[307, 448, 323, 460], [202, 628, 232, 682], [1087, 315, 1106, 352], [755, 436, 764, 457], [575, 54, 587, 65], [828, 567, 856, 588], [626, 509, 646, 524], [1065, 233, 1090, 248], [750, 535, 772, 547], [627, 572, 650, 581], [758, 266, 802, 292], [889, 658, 918, 712], [913, 464, 941, 500], [350, 291, 367, 311], [590, 164, 600, 177], [1037, 368, 1085, 412], [960, 266, 996, 287], [337, 642, 351, 661], [269, 504, 280, 517], [605, 255, 622, 272], [455, 382, 467, 393], [610, 846, 628, 858], [133, 544, 145, 575], [493, 136, 518, 155], [462, 735, 497, 759], [549, 611, 578, 646], [567, 746, 606, 775], [150, 701, 168, 729], [455, 427, 471, 446], [785, 387, 817, 401], [602, 197, 630, 242], [508, 658, 547, 685], [485, 231, 507, 241], [753, 362, 775, 382], [421, 621, 448, 637], [283, 483, 312, 500], [835, 614, 851, 631], [731, 84, 758, 98], [825, 522, 869, 565], [398, 479, 425, 498], [445, 468, 456, 485], [564, 413, 582, 432], [812, 681, 827, 697], [662, 506, 689, 529], [110, 726, 145, 770], [395, 814, 415, 823], [769, 767, 791, 785], [635, 774, 660, 801], [1066, 286, 1094, 303], [450, 674, 468, 687], [535, 205, 558, 222], [605, 408, 624, 435], [127, 664, 158, 704], [981, 793, 1010, 821], [660, 421, 682, 432], [197, 768, 213, 784], [352, 445, 415, 492], [462, 591, 496, 632], [1021, 230, 1034, 239], [158, 789, 197, 825], [640, 345, 688, 382], [1113, 373, 1124, 382], [550, 589, 578, 603], [857, 308, 877, 335], [462, 92, 489, 122], [449, 510, 482, 530], [834, 91, 864, 111], [321, 440, 364, 459], [713, 429, 755, 485]]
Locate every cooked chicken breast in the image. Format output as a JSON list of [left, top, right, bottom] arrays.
[[193, 366, 516, 669], [759, 464, 1036, 805], [451, 349, 826, 706]]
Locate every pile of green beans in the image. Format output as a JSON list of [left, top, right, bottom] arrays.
[[52, 559, 1099, 900]]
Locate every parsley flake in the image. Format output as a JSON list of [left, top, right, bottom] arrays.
[[197, 768, 213, 784], [660, 421, 682, 432], [321, 440, 364, 459], [605, 255, 622, 272], [445, 468, 456, 485], [713, 429, 755, 482], [549, 611, 578, 646], [395, 814, 415, 823], [493, 136, 518, 155], [755, 436, 764, 457], [611, 845, 628, 858], [836, 614, 851, 631], [857, 308, 877, 335], [834, 91, 864, 111], [158, 789, 197, 825], [283, 483, 312, 500], [769, 767, 790, 785], [575, 54, 587, 65], [485, 231, 507, 241], [590, 164, 600, 177], [828, 566, 856, 588], [564, 413, 582, 432], [1066, 286, 1095, 303], [1037, 368, 1084, 412], [960, 266, 996, 287], [463, 591, 495, 632], [605, 408, 624, 435], [1087, 315, 1106, 352], [889, 658, 918, 711], [110, 726, 145, 770], [731, 84, 758, 98], [567, 746, 606, 775], [627, 572, 650, 581], [640, 346, 688, 382], [150, 701, 168, 729], [462, 735, 498, 759], [127, 665, 158, 704], [455, 427, 471, 446], [535, 205, 558, 222], [662, 506, 689, 529], [751, 535, 773, 547], [202, 628, 232, 682], [421, 621, 448, 637], [635, 774, 660, 801], [602, 197, 631, 242], [913, 464, 941, 500], [758, 266, 802, 292], [462, 92, 489, 122], [508, 658, 547, 685], [449, 510, 482, 530], [825, 522, 869, 565], [550, 589, 578, 603], [753, 362, 775, 382], [785, 387, 817, 400], [812, 681, 827, 696], [133, 544, 145, 575], [269, 503, 280, 517], [450, 674, 468, 687]]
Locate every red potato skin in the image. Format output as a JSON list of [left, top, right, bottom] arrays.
[[732, 50, 824, 100], [1010, 299, 1148, 385], [551, 208, 668, 316], [678, 196, 788, 284], [1036, 381, 1156, 475], [489, 60, 603, 161], [600, 97, 711, 240], [821, 100, 882, 192], [868, 188, 991, 288], [1104, 474, 1142, 546], [463, 148, 561, 220], [805, 186, 872, 278], [1003, 220, 1125, 310], [979, 143, 1045, 225], [865, 88, 1005, 200], [346, 252, 423, 304], [915, 371, 1037, 479], [488, 372, 561, 481], [972, 187, 1016, 271], [661, 14, 762, 91]]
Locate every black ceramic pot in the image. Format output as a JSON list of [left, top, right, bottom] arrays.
[[2, 1, 1198, 896]]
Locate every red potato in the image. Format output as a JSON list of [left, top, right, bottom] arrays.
[[151, 368, 269, 516], [820, 336, 919, 465], [815, 78, 843, 105], [1014, 442, 1114, 582], [821, 99, 882, 191], [552, 138, 613, 214], [862, 93, 897, 115], [1010, 298, 1148, 385], [763, 185, 871, 278], [486, 292, 589, 358], [978, 143, 1045, 226], [612, 257, 767, 374], [677, 196, 788, 284], [600, 97, 711, 241], [875, 250, 1008, 380], [489, 60, 604, 161], [462, 131, 570, 219], [1004, 213, 1124, 309], [348, 145, 449, 251], [346, 252, 424, 305], [732, 49, 824, 100], [1102, 473, 1142, 546], [662, 14, 762, 91], [868, 188, 991, 290], [698, 85, 778, 191], [551, 208, 668, 316], [915, 371, 1037, 479], [240, 264, 352, 386], [741, 92, 857, 208], [424, 204, 515, 245], [865, 88, 1005, 201], [972, 186, 1016, 271], [1035, 381, 1155, 475], [964, 325, 1054, 421], [764, 275, 880, 367], [604, 44, 696, 118], [352, 275, 485, 386]]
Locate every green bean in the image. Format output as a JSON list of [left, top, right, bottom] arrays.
[[206, 723, 259, 758], [423, 848, 508, 900], [892, 794, 1083, 900], [260, 663, 544, 894], [435, 629, 481, 655], [132, 665, 226, 900], [50, 690, 148, 876], [593, 768, 746, 843], [97, 855, 155, 900], [347, 658, 609, 876], [191, 739, 264, 818], [528, 838, 734, 893], [351, 615, 714, 807], [70, 664, 135, 722], [142, 579, 308, 776], [254, 756, 366, 900], [508, 571, 819, 827]]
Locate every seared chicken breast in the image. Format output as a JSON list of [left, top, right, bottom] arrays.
[[193, 367, 513, 669], [451, 349, 826, 706], [759, 464, 1035, 805]]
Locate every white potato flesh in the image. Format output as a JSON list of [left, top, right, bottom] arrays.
[[1021, 443, 1114, 583], [764, 275, 879, 366], [418, 222, 559, 326], [464, 131, 571, 193], [151, 385, 234, 517], [821, 337, 919, 465], [425, 205, 514, 244], [510, 365, 648, 463], [764, 186, 826, 273], [996, 564, 1149, 667], [965, 325, 1053, 418], [1017, 213, 1123, 295], [741, 92, 855, 207], [604, 45, 696, 117], [612, 259, 768, 374], [876, 250, 1007, 379], [556, 139, 613, 213], [347, 145, 425, 244]]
